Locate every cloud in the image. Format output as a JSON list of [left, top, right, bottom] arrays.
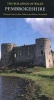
[[25, 18, 54, 36]]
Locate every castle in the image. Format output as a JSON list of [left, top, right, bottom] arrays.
[[1, 38, 54, 68]]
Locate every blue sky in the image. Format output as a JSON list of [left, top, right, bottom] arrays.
[[0, 18, 54, 58], [0, 18, 43, 45]]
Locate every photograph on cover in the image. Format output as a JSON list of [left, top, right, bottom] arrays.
[[0, 18, 54, 100]]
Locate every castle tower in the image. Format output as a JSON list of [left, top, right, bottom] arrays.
[[34, 38, 53, 68], [1, 43, 16, 67]]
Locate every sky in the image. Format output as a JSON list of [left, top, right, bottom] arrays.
[[0, 18, 54, 59]]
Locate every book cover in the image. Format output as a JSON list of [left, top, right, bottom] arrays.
[[0, 0, 54, 100]]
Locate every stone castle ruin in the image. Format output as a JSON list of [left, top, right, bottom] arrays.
[[1, 38, 54, 68]]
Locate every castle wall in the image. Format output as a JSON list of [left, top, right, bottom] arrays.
[[34, 38, 46, 67], [1, 38, 54, 68], [1, 43, 16, 67], [34, 38, 53, 68], [13, 44, 35, 65], [43, 39, 53, 68]]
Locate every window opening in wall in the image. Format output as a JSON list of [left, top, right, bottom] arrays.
[[49, 60, 50, 62], [41, 45, 42, 47], [5, 58, 6, 60], [51, 50, 52, 53], [20, 53, 21, 56], [14, 54, 16, 58], [28, 52, 29, 55], [6, 50, 7, 52], [41, 50, 43, 54]]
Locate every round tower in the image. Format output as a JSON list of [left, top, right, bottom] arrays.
[[1, 43, 16, 67], [34, 38, 53, 68]]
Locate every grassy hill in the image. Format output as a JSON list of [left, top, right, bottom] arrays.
[[0, 67, 54, 100]]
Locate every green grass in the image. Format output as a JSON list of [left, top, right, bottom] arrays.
[[0, 66, 54, 100]]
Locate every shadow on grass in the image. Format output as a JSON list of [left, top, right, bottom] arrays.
[[39, 95, 51, 100], [38, 74, 54, 80]]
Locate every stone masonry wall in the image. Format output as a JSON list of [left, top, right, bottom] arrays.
[[1, 38, 54, 68]]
